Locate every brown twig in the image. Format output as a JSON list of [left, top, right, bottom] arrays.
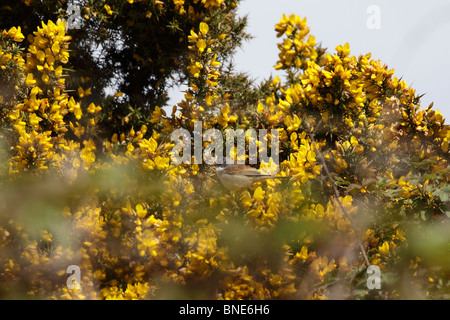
[[306, 121, 371, 267]]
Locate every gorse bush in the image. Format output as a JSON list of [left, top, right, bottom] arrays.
[[0, 1, 449, 299]]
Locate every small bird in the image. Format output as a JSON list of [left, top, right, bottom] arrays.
[[214, 164, 289, 191]]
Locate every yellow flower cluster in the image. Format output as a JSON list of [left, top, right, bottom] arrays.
[[285, 133, 321, 183], [0, 12, 448, 300], [218, 266, 297, 299], [0, 27, 26, 107], [103, 0, 224, 15], [185, 22, 222, 108], [274, 14, 318, 71]]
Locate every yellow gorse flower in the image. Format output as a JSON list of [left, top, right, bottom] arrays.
[[0, 9, 448, 301]]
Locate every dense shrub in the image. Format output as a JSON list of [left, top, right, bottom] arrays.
[[0, 1, 448, 299]]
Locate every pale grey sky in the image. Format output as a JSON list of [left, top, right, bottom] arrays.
[[168, 1, 450, 121], [233, 0, 450, 120]]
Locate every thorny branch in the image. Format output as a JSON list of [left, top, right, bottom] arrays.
[[306, 120, 371, 267]]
